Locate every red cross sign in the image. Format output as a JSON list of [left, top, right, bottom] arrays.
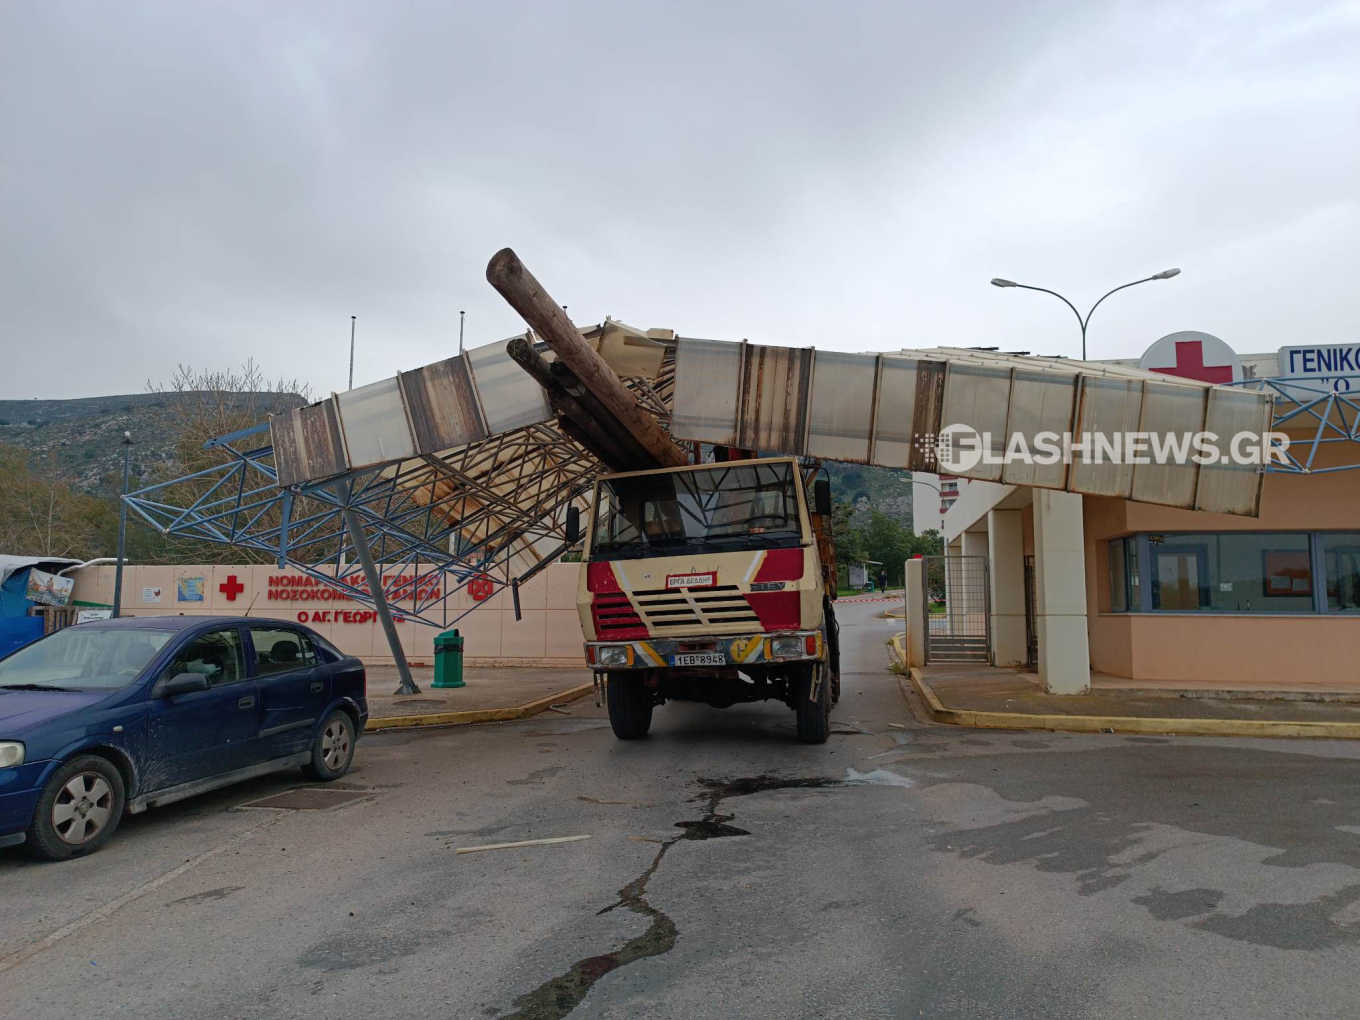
[[219, 574, 245, 601]]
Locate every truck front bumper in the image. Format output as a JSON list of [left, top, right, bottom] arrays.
[[585, 632, 823, 672]]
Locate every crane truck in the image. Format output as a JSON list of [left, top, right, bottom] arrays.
[[567, 456, 841, 743]]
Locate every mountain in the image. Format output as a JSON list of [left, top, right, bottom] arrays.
[[0, 392, 297, 494], [0, 394, 182, 493], [822, 461, 915, 528]]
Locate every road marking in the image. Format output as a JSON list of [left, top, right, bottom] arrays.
[[455, 834, 592, 854], [0, 813, 284, 975]]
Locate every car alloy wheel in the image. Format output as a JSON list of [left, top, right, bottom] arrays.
[[52, 772, 114, 845], [320, 717, 352, 771]]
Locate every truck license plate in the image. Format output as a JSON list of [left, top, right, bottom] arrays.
[[670, 652, 725, 667]]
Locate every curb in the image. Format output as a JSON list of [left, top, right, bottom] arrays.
[[366, 683, 594, 732], [904, 668, 1360, 740]]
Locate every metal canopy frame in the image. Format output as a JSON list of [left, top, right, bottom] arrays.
[[124, 422, 596, 628], [121, 352, 676, 631], [1228, 372, 1360, 475]]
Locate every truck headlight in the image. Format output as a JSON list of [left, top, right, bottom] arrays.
[[597, 645, 631, 667], [770, 636, 804, 659], [0, 742, 24, 769]]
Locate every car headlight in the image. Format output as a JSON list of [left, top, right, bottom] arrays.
[[0, 742, 24, 769], [770, 636, 804, 659], [597, 645, 631, 667]]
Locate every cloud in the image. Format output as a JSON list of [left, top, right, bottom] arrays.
[[2, 0, 1356, 398]]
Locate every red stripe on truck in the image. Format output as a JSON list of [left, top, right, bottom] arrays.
[[753, 548, 804, 583]]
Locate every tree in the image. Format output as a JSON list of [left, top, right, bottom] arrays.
[[0, 444, 105, 558], [131, 361, 319, 564]]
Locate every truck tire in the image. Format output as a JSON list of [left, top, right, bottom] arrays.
[[796, 663, 832, 744], [606, 673, 653, 739]]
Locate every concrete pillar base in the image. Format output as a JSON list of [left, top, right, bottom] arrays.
[[987, 509, 1026, 667], [1033, 490, 1090, 695]]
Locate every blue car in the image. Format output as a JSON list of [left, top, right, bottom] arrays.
[[0, 615, 368, 861]]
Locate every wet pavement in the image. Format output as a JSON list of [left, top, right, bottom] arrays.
[[3, 601, 1360, 1017]]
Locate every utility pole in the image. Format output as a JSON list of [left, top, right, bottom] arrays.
[[112, 431, 133, 618], [348, 315, 356, 390]]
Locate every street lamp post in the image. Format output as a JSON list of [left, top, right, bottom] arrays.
[[112, 431, 133, 618], [348, 315, 357, 390], [990, 269, 1181, 361]]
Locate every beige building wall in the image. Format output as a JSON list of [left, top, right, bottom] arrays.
[[1084, 442, 1360, 684], [69, 562, 586, 668]]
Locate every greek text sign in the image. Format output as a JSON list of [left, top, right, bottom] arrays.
[[1278, 344, 1360, 391]]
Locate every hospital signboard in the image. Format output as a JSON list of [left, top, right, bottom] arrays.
[[1278, 344, 1360, 391]]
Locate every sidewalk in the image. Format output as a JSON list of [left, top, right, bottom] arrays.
[[894, 649, 1360, 739], [364, 665, 593, 731]]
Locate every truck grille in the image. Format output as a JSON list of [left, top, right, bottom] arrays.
[[592, 593, 646, 638], [632, 585, 761, 631]]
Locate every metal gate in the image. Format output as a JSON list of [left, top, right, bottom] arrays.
[[1023, 554, 1038, 669], [922, 555, 990, 663]]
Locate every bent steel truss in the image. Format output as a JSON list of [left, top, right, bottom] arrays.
[[124, 331, 675, 631]]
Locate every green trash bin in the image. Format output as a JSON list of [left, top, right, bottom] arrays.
[[433, 629, 465, 689]]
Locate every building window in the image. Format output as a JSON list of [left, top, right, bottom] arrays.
[[1322, 532, 1360, 612], [1149, 533, 1314, 613], [1108, 537, 1138, 612], [1109, 532, 1360, 615]]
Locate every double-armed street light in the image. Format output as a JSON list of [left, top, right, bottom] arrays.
[[990, 268, 1181, 361]]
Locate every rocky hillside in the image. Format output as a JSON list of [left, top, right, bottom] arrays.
[[0, 392, 295, 494], [822, 462, 915, 528]]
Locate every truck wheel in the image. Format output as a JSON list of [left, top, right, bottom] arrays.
[[795, 663, 832, 744], [606, 673, 653, 739]]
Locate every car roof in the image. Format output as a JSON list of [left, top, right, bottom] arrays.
[[82, 615, 307, 632]]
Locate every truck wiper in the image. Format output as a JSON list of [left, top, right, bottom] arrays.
[[705, 532, 798, 547]]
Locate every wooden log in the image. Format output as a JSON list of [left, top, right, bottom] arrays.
[[506, 337, 648, 469], [487, 248, 688, 468], [556, 416, 626, 472]]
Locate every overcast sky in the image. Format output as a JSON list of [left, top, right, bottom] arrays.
[[3, 1, 1357, 399]]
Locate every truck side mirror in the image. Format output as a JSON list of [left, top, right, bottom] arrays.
[[813, 479, 832, 516], [565, 506, 582, 544]]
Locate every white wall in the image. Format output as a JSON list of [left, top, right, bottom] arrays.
[[70, 562, 586, 667]]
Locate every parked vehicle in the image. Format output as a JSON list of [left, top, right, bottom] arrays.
[[572, 456, 841, 743], [0, 616, 367, 861]]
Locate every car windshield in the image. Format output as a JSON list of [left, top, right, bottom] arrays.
[[592, 461, 804, 560], [0, 626, 177, 691]]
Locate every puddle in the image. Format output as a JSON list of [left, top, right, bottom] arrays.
[[674, 816, 750, 840], [502, 838, 677, 1019], [499, 769, 911, 1018]]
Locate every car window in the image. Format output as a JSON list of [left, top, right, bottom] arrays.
[[251, 628, 317, 677], [0, 627, 177, 691], [311, 633, 344, 663], [163, 629, 246, 687]]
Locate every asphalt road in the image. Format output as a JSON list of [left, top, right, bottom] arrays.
[[4, 600, 1360, 1018]]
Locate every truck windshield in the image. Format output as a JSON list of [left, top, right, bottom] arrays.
[[592, 461, 804, 559]]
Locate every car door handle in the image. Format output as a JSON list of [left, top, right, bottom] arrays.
[[238, 696, 255, 709], [310, 681, 324, 693]]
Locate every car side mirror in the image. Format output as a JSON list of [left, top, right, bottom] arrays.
[[157, 672, 210, 699], [565, 506, 582, 545], [814, 479, 832, 516]]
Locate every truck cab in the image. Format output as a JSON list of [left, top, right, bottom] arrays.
[[576, 456, 840, 743]]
